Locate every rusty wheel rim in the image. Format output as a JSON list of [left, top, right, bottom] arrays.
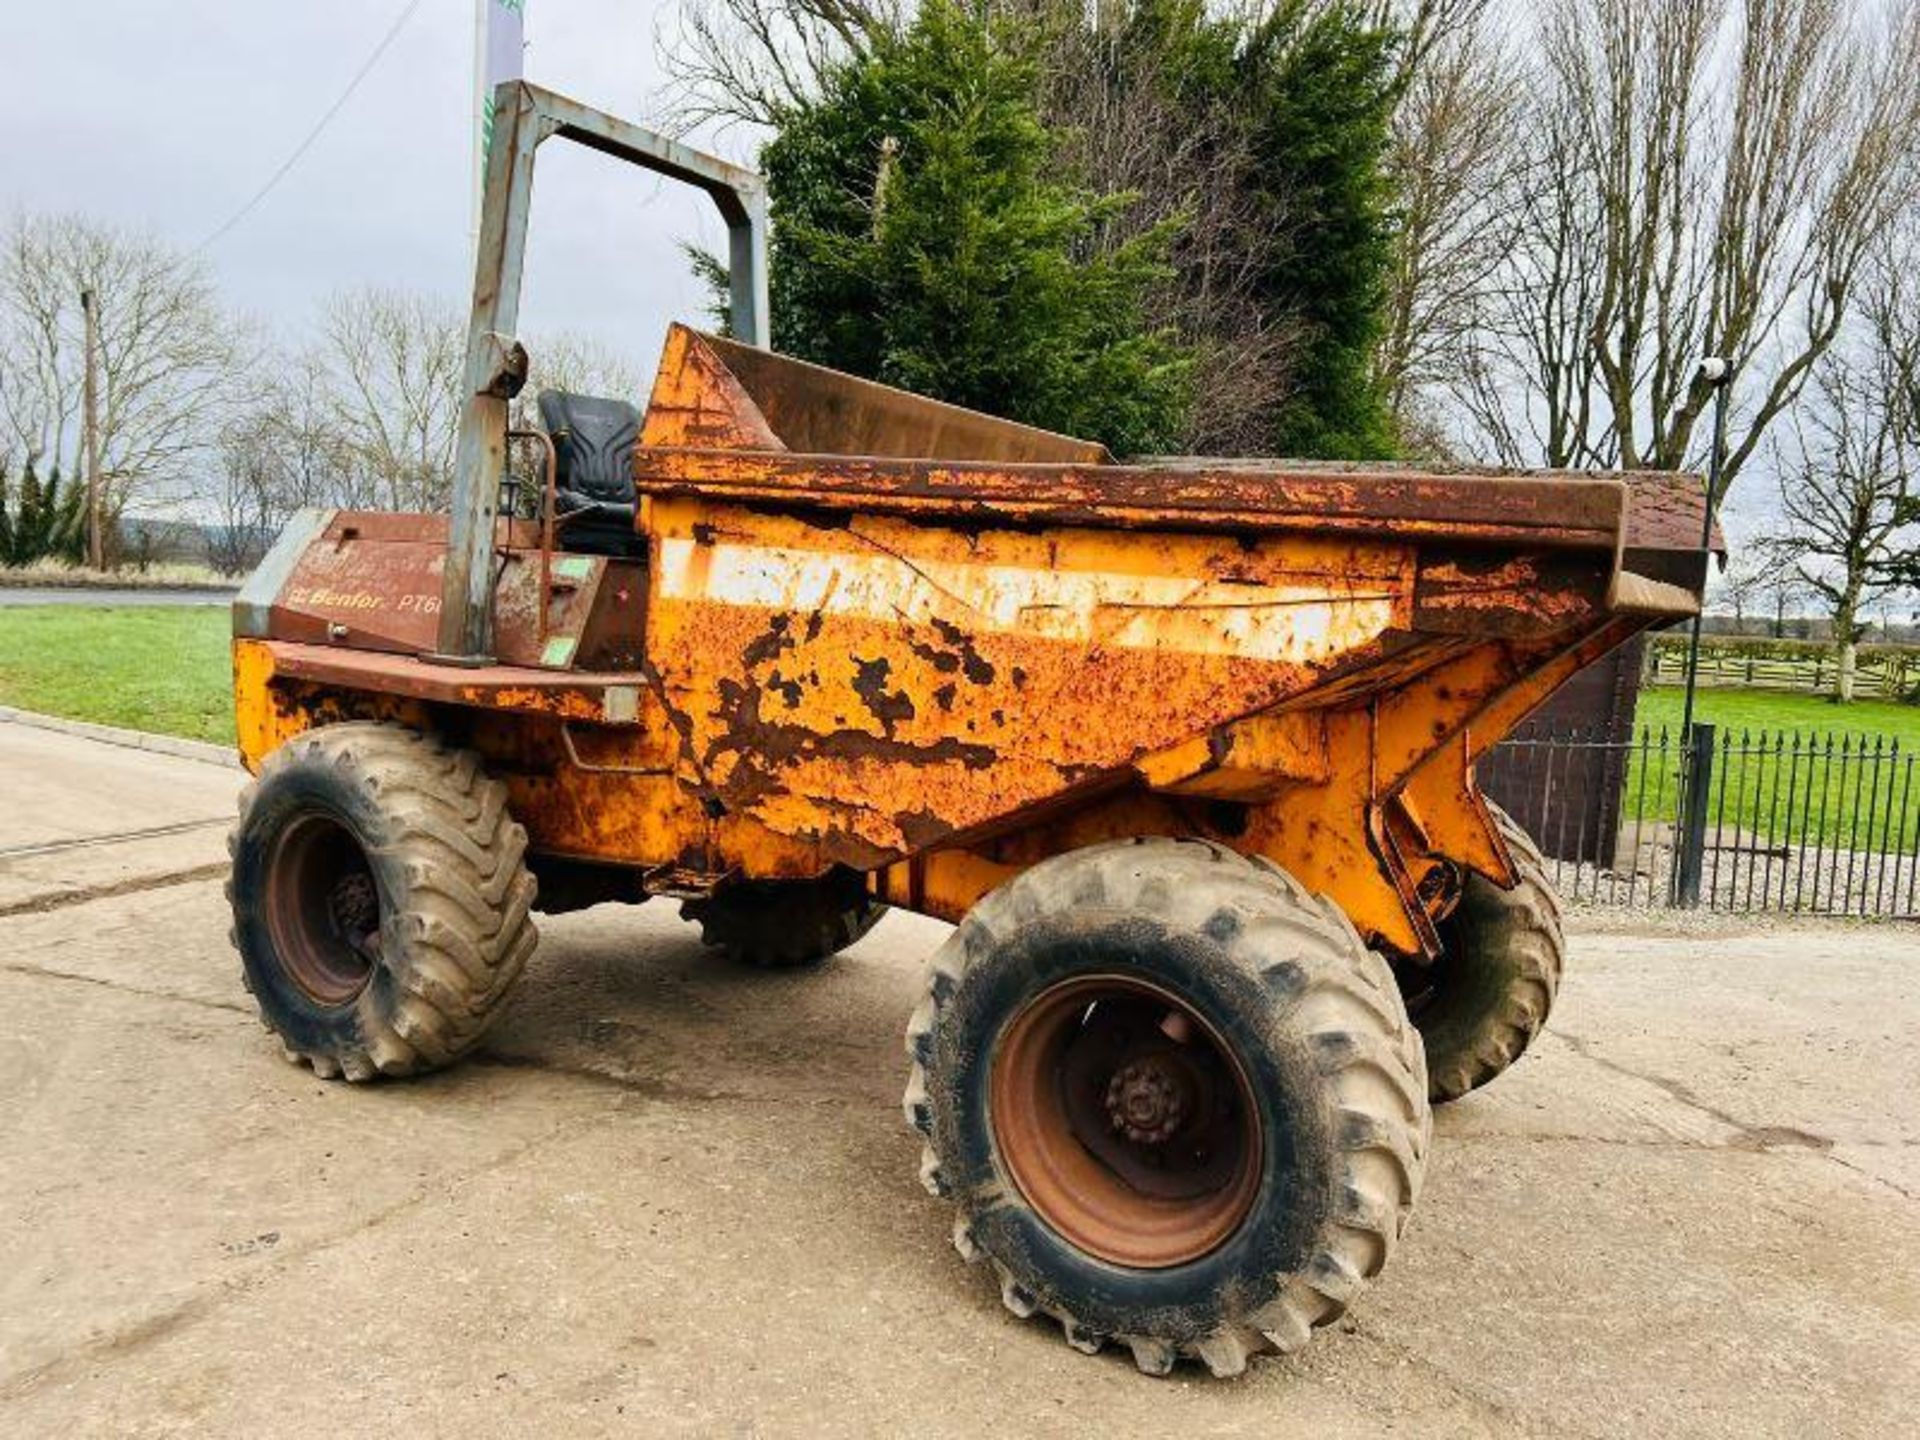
[[989, 975, 1261, 1269], [266, 811, 381, 1007]]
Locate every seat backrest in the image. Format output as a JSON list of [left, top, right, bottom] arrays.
[[538, 390, 641, 505]]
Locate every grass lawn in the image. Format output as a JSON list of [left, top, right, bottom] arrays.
[[1615, 687, 1920, 851], [0, 605, 234, 744], [1633, 685, 1920, 746]]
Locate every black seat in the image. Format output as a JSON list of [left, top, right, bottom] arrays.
[[537, 389, 645, 558]]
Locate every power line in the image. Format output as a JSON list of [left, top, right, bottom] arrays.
[[192, 0, 430, 255]]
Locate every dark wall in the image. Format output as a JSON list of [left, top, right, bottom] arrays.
[[1478, 635, 1646, 869]]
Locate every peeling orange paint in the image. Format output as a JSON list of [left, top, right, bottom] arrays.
[[234, 326, 1711, 961]]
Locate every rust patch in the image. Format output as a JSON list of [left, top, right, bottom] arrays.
[[850, 656, 916, 737], [907, 638, 962, 676], [930, 616, 995, 684], [767, 670, 804, 708], [634, 447, 1635, 549], [741, 613, 797, 668]]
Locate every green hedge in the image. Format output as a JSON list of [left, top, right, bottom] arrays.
[[1646, 633, 1920, 665]]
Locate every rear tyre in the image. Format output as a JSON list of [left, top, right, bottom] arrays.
[[227, 723, 538, 1080], [1407, 802, 1565, 1104], [904, 839, 1429, 1377], [683, 871, 883, 968]]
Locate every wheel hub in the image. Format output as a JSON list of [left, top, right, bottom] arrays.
[[327, 870, 381, 958], [990, 975, 1261, 1269], [1105, 1058, 1189, 1144], [266, 812, 380, 1007]]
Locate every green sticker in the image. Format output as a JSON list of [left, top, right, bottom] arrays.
[[552, 556, 594, 581], [541, 635, 579, 668]]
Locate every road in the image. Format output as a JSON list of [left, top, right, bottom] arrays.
[[1, 716, 1916, 1438], [0, 586, 234, 607]]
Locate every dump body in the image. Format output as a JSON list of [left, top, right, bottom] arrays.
[[234, 325, 1712, 958]]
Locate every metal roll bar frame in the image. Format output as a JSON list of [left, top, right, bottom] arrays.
[[432, 81, 770, 664]]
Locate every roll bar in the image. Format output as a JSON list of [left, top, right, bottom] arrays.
[[433, 81, 770, 662]]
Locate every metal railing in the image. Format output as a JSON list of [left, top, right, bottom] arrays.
[[1479, 723, 1920, 918]]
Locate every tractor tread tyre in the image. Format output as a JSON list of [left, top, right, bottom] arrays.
[[227, 722, 538, 1081], [683, 874, 884, 969], [1416, 803, 1565, 1104], [903, 838, 1429, 1377]]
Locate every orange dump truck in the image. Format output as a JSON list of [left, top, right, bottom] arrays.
[[226, 84, 1712, 1376]]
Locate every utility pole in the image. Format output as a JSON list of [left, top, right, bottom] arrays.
[[80, 287, 104, 570]]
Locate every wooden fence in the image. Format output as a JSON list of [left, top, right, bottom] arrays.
[[1645, 636, 1919, 701]]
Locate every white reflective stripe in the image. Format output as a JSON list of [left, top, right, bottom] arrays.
[[655, 537, 1395, 663]]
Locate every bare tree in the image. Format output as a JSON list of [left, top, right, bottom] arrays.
[[1035, 8, 1307, 454], [208, 416, 288, 576], [1441, 0, 1920, 494], [1771, 267, 1920, 701], [208, 348, 368, 572], [1440, 67, 1615, 467], [319, 288, 465, 512], [272, 348, 379, 511], [1373, 0, 1518, 457], [1881, 215, 1920, 455], [1758, 564, 1811, 639], [662, 0, 897, 129], [0, 212, 244, 523], [247, 305, 654, 528], [1709, 549, 1772, 633]]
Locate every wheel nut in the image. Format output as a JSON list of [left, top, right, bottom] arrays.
[[1105, 1060, 1187, 1144]]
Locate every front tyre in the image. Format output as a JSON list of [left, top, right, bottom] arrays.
[[904, 839, 1429, 1377], [227, 723, 538, 1080], [1408, 802, 1565, 1104]]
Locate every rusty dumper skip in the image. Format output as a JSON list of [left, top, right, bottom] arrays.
[[227, 84, 1711, 1377]]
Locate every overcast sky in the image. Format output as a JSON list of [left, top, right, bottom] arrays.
[[3, 0, 1782, 564], [5, 0, 737, 374]]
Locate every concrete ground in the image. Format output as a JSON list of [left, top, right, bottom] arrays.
[[1, 717, 1916, 1438]]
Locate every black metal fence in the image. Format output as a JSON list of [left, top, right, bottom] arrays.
[[1480, 723, 1920, 918]]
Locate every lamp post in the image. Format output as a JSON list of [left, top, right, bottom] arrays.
[[1670, 356, 1730, 906], [1677, 356, 1730, 746]]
